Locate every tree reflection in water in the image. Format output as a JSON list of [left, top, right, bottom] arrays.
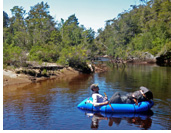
[[80, 109, 153, 130]]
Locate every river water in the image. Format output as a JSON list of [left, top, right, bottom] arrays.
[[3, 63, 171, 130]]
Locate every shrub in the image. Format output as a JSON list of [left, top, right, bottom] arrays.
[[3, 43, 23, 67]]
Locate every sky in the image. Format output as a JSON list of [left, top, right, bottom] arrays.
[[3, 0, 142, 32]]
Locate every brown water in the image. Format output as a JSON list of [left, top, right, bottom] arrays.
[[3, 63, 171, 130]]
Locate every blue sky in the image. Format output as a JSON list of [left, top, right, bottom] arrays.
[[3, 0, 142, 32]]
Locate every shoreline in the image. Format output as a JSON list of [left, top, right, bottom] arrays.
[[3, 67, 80, 87], [3, 62, 109, 88], [3, 61, 159, 88]]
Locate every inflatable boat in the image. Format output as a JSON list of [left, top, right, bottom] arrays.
[[77, 97, 154, 113], [78, 108, 154, 118]]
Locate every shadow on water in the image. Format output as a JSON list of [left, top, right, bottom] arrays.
[[78, 108, 154, 130]]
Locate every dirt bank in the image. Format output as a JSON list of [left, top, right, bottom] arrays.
[[3, 62, 109, 88], [3, 67, 79, 87]]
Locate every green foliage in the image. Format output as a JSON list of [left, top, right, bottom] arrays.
[[29, 44, 60, 62], [3, 2, 95, 69], [159, 40, 171, 56], [57, 45, 91, 73], [96, 0, 171, 58], [3, 43, 23, 67], [26, 1, 56, 48], [9, 6, 27, 48], [49, 30, 62, 45], [61, 14, 82, 46], [57, 45, 87, 65], [42, 69, 47, 75], [4, 0, 171, 69]]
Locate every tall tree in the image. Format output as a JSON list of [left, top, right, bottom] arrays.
[[26, 1, 56, 48], [9, 6, 27, 48], [62, 14, 82, 46]]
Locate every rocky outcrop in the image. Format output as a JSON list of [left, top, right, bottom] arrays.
[[127, 52, 156, 63]]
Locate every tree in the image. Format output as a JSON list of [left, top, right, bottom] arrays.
[[3, 43, 23, 67], [49, 30, 62, 45], [82, 28, 95, 44], [26, 1, 56, 48], [7, 6, 27, 48], [95, 0, 171, 58], [61, 14, 82, 46]]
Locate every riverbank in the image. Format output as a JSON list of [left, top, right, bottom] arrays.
[[3, 63, 108, 87], [3, 67, 80, 87]]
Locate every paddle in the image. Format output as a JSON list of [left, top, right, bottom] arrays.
[[104, 92, 114, 112]]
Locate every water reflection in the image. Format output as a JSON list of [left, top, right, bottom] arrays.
[[79, 109, 153, 130]]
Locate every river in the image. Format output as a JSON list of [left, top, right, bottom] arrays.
[[3, 63, 171, 130]]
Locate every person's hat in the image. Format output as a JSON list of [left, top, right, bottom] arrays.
[[90, 84, 99, 90]]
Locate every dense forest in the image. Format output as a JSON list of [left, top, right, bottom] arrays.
[[96, 0, 171, 61], [3, 0, 171, 69]]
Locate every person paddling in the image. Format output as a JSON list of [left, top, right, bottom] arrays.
[[90, 84, 109, 106], [90, 84, 153, 106]]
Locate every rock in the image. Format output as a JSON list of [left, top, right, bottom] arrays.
[[143, 52, 155, 60], [88, 64, 94, 72]]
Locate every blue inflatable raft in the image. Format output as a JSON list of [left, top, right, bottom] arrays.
[[77, 97, 154, 113]]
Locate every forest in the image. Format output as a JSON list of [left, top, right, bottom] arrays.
[[3, 0, 171, 69]]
